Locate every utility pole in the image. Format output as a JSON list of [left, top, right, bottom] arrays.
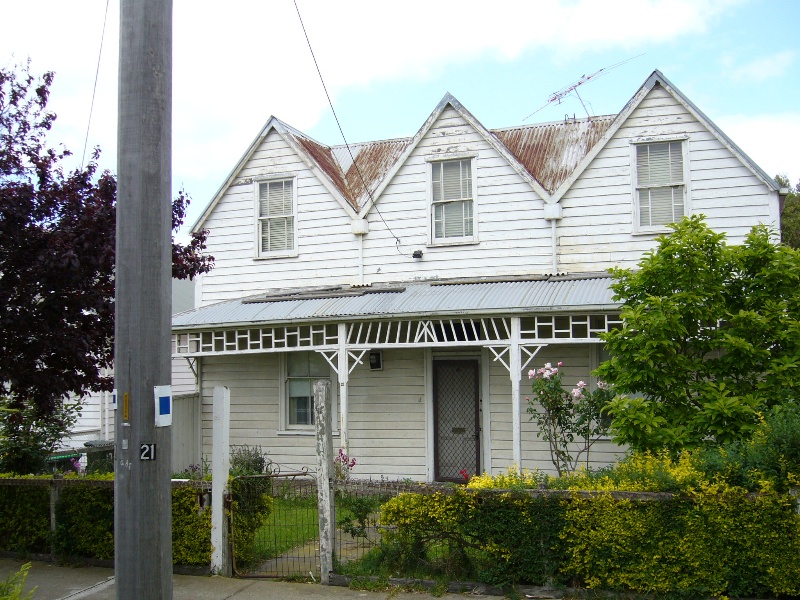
[[115, 1, 173, 598]]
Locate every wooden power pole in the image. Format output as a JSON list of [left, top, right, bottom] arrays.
[[115, 1, 174, 598]]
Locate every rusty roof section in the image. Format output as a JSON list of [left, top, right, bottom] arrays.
[[492, 116, 616, 194], [290, 133, 357, 209], [342, 138, 411, 206], [284, 112, 615, 210]]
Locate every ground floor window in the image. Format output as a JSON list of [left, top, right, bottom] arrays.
[[286, 351, 332, 427]]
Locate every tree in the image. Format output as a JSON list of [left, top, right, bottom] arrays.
[[0, 62, 213, 467], [597, 215, 800, 453], [776, 174, 800, 249]]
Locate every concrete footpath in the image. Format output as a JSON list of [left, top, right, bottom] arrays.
[[0, 559, 476, 600]]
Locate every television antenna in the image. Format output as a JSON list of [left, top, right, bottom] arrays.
[[524, 54, 644, 121]]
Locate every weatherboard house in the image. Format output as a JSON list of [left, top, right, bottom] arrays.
[[170, 70, 781, 481]]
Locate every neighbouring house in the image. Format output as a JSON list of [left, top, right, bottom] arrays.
[[61, 278, 200, 472], [170, 70, 782, 482]]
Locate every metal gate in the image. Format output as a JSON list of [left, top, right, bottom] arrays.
[[230, 472, 319, 578], [433, 359, 480, 481]]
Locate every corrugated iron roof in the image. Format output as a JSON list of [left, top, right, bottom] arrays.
[[492, 117, 616, 194], [287, 113, 614, 210], [172, 275, 618, 330]]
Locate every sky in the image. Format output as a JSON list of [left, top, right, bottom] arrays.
[[2, 0, 799, 239]]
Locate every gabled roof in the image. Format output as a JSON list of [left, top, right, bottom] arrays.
[[192, 70, 778, 232], [549, 70, 779, 201]]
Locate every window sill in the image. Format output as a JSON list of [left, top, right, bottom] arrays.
[[254, 251, 299, 260], [277, 430, 340, 437], [427, 239, 479, 248], [631, 227, 671, 236]]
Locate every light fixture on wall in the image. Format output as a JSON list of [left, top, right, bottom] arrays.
[[412, 250, 423, 259], [369, 351, 383, 371]]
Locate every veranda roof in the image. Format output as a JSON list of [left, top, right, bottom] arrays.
[[172, 274, 619, 331]]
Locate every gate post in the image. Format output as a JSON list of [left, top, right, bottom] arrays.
[[314, 379, 333, 584], [211, 385, 231, 575]]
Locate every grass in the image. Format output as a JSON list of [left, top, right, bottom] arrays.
[[251, 495, 319, 560]]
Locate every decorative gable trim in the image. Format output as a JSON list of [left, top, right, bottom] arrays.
[[192, 117, 356, 233], [357, 93, 552, 219], [551, 70, 779, 203]]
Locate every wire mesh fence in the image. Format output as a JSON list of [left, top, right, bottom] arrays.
[[332, 478, 440, 572], [230, 472, 319, 578]]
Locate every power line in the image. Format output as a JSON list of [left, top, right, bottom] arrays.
[[293, 0, 407, 257], [81, 0, 110, 169]]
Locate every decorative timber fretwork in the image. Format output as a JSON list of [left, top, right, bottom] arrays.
[[487, 345, 544, 374], [171, 314, 621, 357]]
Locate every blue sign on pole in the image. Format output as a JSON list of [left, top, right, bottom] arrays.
[[154, 385, 172, 427]]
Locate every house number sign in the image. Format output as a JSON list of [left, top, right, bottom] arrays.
[[140, 444, 156, 461]]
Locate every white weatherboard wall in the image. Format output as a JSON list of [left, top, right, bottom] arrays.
[[199, 130, 358, 305], [362, 107, 551, 283], [347, 349, 427, 480], [200, 350, 429, 480], [198, 345, 625, 481], [558, 85, 778, 272]]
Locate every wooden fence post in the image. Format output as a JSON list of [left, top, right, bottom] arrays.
[[211, 385, 231, 576], [314, 379, 333, 584]]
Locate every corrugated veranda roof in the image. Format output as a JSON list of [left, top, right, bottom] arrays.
[[172, 275, 618, 330]]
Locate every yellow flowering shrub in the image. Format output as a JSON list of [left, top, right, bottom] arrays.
[[466, 465, 545, 490]]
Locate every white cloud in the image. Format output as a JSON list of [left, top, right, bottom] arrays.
[[717, 113, 800, 183], [731, 50, 796, 83]]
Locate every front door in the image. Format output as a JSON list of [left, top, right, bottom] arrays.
[[433, 359, 480, 482]]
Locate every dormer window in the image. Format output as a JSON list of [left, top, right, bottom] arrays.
[[256, 177, 296, 257], [635, 141, 686, 230], [431, 158, 475, 242]]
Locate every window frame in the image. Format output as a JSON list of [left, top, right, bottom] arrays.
[[278, 351, 338, 435], [253, 175, 298, 259], [630, 136, 690, 234], [427, 154, 479, 246]]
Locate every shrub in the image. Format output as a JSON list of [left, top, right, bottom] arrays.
[[466, 465, 545, 490], [0, 476, 212, 565], [694, 403, 800, 492], [0, 482, 50, 554], [229, 445, 270, 476], [549, 451, 705, 492], [0, 562, 35, 600], [52, 483, 114, 560], [563, 485, 800, 596], [379, 489, 567, 587], [172, 487, 212, 565]]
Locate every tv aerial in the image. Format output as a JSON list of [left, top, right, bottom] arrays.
[[524, 54, 644, 122]]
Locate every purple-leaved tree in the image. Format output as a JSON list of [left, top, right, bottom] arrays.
[[0, 63, 212, 472]]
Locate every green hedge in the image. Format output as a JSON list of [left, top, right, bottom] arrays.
[[380, 490, 568, 587], [0, 477, 213, 566], [0, 484, 50, 554], [52, 484, 115, 560], [564, 486, 800, 597], [379, 486, 800, 596]]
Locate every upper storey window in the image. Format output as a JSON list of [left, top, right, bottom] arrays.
[[635, 141, 685, 229], [256, 178, 295, 256], [431, 158, 475, 241]]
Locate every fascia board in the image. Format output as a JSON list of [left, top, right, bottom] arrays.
[[551, 69, 779, 204], [550, 73, 655, 203], [357, 94, 452, 219], [275, 123, 358, 219], [358, 93, 551, 219], [191, 116, 280, 232], [653, 70, 779, 191], [450, 96, 552, 202]]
